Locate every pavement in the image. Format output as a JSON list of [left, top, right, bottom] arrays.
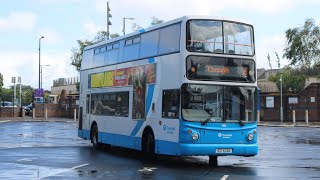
[[1, 116, 319, 128], [0, 116, 76, 122], [258, 121, 320, 128]]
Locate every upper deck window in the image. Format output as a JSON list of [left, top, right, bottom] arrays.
[[187, 20, 254, 56]]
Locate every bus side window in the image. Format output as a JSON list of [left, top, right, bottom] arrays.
[[162, 89, 180, 118]]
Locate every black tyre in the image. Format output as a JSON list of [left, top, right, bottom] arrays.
[[209, 155, 218, 167], [91, 125, 100, 148], [142, 131, 156, 160]]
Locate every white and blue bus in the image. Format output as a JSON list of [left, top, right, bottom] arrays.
[[78, 16, 258, 166]]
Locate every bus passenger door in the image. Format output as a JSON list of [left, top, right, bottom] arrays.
[[85, 92, 92, 129]]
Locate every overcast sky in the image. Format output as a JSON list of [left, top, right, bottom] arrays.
[[0, 0, 319, 90]]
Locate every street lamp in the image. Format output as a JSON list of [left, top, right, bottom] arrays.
[[38, 36, 44, 89], [123, 17, 134, 35], [40, 65, 50, 89], [280, 74, 283, 123]]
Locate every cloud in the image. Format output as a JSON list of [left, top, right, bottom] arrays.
[[0, 51, 78, 90], [83, 18, 105, 38], [38, 29, 62, 44], [256, 34, 289, 69], [0, 12, 37, 32]]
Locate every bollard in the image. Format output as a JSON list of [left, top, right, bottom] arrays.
[[245, 110, 248, 121], [74, 108, 77, 121], [257, 110, 260, 123], [45, 108, 48, 119], [305, 110, 309, 124], [292, 110, 296, 125], [33, 108, 36, 118]]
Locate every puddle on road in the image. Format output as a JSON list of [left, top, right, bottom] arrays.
[[293, 138, 320, 145], [77, 169, 98, 177]]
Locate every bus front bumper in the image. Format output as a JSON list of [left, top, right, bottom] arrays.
[[179, 143, 258, 156]]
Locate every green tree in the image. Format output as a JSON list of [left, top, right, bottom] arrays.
[[0, 73, 3, 97], [70, 31, 119, 71], [283, 18, 320, 67], [0, 88, 13, 102], [269, 67, 306, 94], [150, 16, 164, 25], [9, 85, 35, 104]]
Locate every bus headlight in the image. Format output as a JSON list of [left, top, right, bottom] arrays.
[[248, 133, 254, 141], [192, 132, 199, 141]]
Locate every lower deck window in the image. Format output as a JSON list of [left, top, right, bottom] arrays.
[[91, 92, 129, 117]]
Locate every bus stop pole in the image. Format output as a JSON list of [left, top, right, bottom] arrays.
[[74, 108, 77, 121]]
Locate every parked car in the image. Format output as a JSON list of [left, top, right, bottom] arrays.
[[1, 101, 16, 107], [24, 103, 33, 115]]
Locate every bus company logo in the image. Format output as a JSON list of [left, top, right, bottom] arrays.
[[218, 133, 232, 138], [163, 125, 167, 131], [162, 124, 175, 134]]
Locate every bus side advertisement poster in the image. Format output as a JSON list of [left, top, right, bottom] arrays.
[[89, 63, 156, 88]]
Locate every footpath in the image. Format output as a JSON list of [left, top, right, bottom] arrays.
[[1, 117, 319, 128], [0, 116, 75, 123], [258, 121, 320, 128]]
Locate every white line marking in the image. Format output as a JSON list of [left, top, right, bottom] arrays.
[[0, 120, 11, 123], [34, 163, 89, 180], [17, 158, 38, 162], [221, 175, 229, 180]]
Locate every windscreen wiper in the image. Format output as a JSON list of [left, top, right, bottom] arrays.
[[201, 116, 211, 126], [238, 119, 245, 126]]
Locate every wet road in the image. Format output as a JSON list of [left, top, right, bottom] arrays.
[[0, 121, 319, 179]]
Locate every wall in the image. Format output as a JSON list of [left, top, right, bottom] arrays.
[[260, 83, 320, 122], [0, 107, 21, 118]]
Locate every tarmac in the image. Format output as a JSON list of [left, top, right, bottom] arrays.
[[0, 116, 319, 128]]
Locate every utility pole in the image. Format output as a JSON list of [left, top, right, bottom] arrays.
[[18, 76, 21, 108], [123, 17, 134, 35], [107, 2, 112, 40]]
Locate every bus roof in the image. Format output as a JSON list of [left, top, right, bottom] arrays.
[[83, 15, 252, 51]]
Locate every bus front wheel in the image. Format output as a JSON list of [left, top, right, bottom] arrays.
[[209, 155, 218, 167]]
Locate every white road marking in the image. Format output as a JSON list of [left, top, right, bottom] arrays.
[[221, 175, 229, 180], [0, 120, 11, 123], [34, 163, 89, 180], [17, 158, 38, 162], [138, 167, 157, 172]]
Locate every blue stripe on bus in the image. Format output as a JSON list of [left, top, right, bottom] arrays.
[[148, 57, 155, 63], [130, 120, 144, 136], [146, 84, 155, 116]]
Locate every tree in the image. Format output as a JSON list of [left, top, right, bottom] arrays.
[[283, 18, 320, 67], [0, 73, 3, 98], [9, 85, 35, 104], [132, 17, 164, 32], [70, 31, 119, 71], [269, 67, 306, 94], [150, 16, 164, 25]]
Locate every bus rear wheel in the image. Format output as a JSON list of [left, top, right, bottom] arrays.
[[142, 131, 155, 159], [91, 124, 100, 148]]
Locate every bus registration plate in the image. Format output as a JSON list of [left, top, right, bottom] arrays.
[[216, 148, 232, 153]]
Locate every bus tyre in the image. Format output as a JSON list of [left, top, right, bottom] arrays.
[[209, 155, 218, 167], [143, 132, 155, 160], [91, 125, 100, 148]]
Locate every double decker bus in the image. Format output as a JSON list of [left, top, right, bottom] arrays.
[[78, 16, 258, 166]]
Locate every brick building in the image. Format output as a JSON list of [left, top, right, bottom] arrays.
[[258, 68, 320, 122]]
